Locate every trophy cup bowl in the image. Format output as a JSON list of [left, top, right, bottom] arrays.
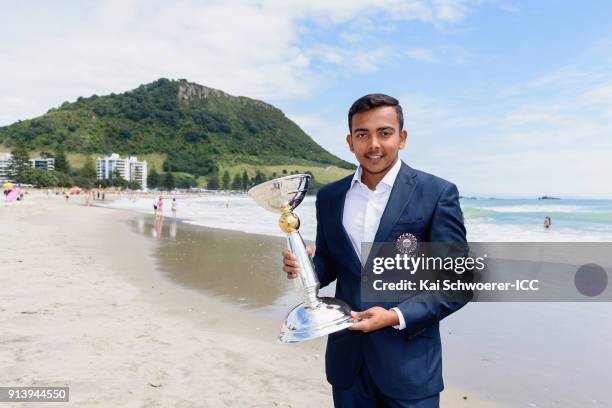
[[248, 174, 354, 343]]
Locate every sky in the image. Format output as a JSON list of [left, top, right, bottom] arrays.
[[1, 0, 612, 198]]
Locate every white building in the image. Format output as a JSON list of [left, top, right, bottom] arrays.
[[1, 153, 57, 183], [30, 157, 55, 171], [96, 153, 147, 189], [0, 153, 12, 182]]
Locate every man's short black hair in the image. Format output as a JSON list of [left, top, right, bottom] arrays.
[[348, 94, 404, 133]]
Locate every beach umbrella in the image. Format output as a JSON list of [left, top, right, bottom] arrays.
[[68, 186, 83, 195], [5, 187, 20, 202]]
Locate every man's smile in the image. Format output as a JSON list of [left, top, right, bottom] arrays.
[[365, 153, 384, 162]]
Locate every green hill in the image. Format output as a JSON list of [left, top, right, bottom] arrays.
[[0, 78, 354, 177]]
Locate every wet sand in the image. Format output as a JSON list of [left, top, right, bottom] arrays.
[[0, 192, 500, 407], [129, 214, 339, 317]]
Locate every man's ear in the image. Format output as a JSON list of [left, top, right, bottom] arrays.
[[398, 129, 407, 149], [346, 134, 354, 153]]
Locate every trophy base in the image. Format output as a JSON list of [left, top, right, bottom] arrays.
[[279, 297, 354, 343]]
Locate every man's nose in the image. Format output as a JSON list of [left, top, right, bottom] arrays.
[[368, 134, 381, 150]]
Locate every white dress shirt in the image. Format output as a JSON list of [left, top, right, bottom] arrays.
[[341, 158, 406, 330]]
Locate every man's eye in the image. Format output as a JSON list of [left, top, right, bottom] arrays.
[[356, 133, 367, 138], [382, 131, 392, 137]]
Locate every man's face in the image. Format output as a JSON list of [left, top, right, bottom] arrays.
[[346, 106, 407, 175]]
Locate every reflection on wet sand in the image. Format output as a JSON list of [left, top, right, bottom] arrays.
[[130, 215, 302, 312]]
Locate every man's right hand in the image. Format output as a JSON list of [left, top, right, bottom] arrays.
[[282, 246, 313, 279]]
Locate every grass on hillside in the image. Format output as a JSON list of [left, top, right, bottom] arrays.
[[197, 163, 354, 187], [0, 143, 353, 188]]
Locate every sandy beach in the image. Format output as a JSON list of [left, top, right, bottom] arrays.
[[0, 191, 501, 407]]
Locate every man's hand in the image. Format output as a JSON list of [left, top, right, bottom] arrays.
[[349, 307, 399, 333], [282, 246, 313, 279]]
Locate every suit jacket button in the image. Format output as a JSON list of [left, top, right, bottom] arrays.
[[362, 276, 368, 283]]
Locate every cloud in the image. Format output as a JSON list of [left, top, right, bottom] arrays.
[[306, 44, 392, 73], [498, 3, 519, 13], [0, 0, 479, 125], [393, 61, 612, 198], [286, 112, 355, 163], [405, 47, 438, 63]]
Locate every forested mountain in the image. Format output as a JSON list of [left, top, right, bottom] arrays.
[[0, 78, 353, 176]]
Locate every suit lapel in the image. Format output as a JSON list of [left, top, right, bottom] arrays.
[[373, 162, 418, 243]]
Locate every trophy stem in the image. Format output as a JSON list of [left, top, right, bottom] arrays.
[[247, 174, 354, 342], [286, 231, 320, 308]]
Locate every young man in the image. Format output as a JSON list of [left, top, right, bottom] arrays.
[[282, 94, 470, 407]]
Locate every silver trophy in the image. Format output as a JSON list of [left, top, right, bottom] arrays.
[[248, 174, 354, 343]]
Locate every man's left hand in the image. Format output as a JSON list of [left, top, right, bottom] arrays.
[[349, 307, 399, 333]]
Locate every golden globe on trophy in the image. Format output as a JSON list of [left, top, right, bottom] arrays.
[[248, 174, 354, 343]]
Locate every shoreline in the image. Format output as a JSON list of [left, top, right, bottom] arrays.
[[0, 192, 501, 407]]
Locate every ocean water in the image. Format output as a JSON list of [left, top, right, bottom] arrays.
[[107, 194, 612, 242], [106, 194, 612, 407]]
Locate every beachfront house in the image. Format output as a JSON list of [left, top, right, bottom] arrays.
[[30, 157, 55, 171], [96, 153, 147, 190], [0, 153, 12, 182], [1, 153, 58, 183]]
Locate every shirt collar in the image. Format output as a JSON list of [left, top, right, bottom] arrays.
[[351, 158, 402, 190]]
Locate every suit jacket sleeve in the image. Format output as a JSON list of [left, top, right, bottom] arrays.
[[395, 182, 473, 336], [313, 191, 337, 288]]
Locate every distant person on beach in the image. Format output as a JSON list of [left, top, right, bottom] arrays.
[[544, 216, 551, 229], [281, 94, 471, 407], [171, 198, 177, 218], [156, 196, 164, 218]]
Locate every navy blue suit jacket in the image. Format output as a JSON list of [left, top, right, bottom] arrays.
[[313, 161, 471, 400]]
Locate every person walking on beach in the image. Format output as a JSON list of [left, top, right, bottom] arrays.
[[282, 94, 471, 407], [156, 196, 164, 218], [171, 198, 178, 218]]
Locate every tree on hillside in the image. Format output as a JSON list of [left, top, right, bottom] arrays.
[[20, 168, 58, 188], [147, 166, 160, 189], [8, 141, 31, 182], [163, 172, 176, 191], [241, 170, 249, 190], [54, 148, 70, 173], [111, 167, 122, 180], [231, 173, 242, 190], [207, 172, 220, 190], [175, 173, 197, 189], [81, 156, 97, 180], [222, 170, 230, 190], [252, 170, 266, 186], [128, 180, 141, 190]]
